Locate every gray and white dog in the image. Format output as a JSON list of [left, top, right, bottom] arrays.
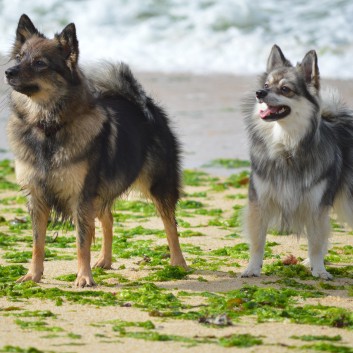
[[242, 44, 353, 280]]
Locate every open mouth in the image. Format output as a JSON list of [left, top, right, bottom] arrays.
[[259, 104, 291, 121]]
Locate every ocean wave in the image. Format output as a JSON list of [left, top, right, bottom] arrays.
[[0, 0, 352, 77]]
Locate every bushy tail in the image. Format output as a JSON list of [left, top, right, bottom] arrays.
[[86, 61, 154, 121]]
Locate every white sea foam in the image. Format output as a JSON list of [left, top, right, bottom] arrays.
[[0, 0, 352, 77]]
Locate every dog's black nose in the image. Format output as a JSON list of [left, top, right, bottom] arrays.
[[256, 89, 268, 99], [5, 66, 19, 79]]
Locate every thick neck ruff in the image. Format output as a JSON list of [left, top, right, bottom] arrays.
[[36, 121, 65, 137]]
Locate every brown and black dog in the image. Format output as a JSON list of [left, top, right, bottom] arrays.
[[5, 14, 186, 287]]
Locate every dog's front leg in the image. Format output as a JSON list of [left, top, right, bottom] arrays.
[[93, 210, 113, 269], [241, 201, 268, 277], [17, 196, 50, 283], [74, 205, 96, 287], [306, 209, 333, 280]]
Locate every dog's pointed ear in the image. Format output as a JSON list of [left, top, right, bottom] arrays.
[[12, 14, 42, 57], [56, 23, 79, 68], [300, 50, 320, 90], [267, 44, 292, 71]]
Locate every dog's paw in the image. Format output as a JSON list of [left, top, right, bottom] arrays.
[[171, 257, 188, 270], [16, 272, 42, 283], [93, 257, 112, 270], [311, 269, 333, 281], [241, 266, 261, 278], [74, 274, 96, 288], [301, 258, 311, 268]]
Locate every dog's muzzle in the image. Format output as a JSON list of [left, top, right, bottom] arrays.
[[5, 66, 20, 79], [256, 89, 268, 99]]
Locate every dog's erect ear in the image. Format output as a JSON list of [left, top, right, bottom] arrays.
[[267, 44, 292, 72], [56, 23, 79, 68], [12, 14, 43, 57], [300, 50, 320, 90]]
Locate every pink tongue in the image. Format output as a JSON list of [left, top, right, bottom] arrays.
[[259, 106, 280, 119]]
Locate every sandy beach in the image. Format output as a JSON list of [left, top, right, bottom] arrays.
[[0, 60, 353, 353], [0, 168, 353, 353]]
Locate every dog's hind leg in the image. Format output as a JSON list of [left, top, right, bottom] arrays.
[[306, 209, 332, 280], [74, 204, 96, 287], [241, 201, 268, 277], [17, 195, 50, 283], [94, 210, 113, 269], [147, 179, 187, 269], [158, 209, 187, 269]]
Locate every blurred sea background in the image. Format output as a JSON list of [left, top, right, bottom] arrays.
[[0, 0, 353, 170], [0, 0, 353, 76]]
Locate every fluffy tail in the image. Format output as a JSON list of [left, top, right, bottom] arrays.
[[87, 61, 154, 121]]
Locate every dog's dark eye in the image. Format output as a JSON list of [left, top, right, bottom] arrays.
[[281, 86, 291, 93], [33, 60, 47, 68], [264, 83, 269, 89], [15, 54, 21, 64]]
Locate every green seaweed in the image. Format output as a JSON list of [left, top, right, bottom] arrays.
[[274, 278, 316, 290], [0, 179, 18, 191], [183, 170, 211, 186], [326, 246, 353, 263], [210, 242, 277, 260], [190, 256, 233, 271], [301, 343, 353, 353], [114, 200, 156, 216], [292, 335, 342, 342], [211, 171, 250, 191], [218, 334, 263, 347], [0, 196, 27, 206], [203, 158, 250, 169], [326, 266, 353, 279], [117, 283, 183, 312], [3, 249, 74, 263], [109, 235, 170, 266], [143, 265, 189, 282], [187, 191, 207, 198], [7, 217, 31, 232], [8, 310, 56, 318], [263, 261, 313, 279], [110, 319, 155, 333], [0, 160, 15, 176], [178, 200, 204, 209], [0, 232, 20, 249], [280, 305, 353, 328], [319, 282, 346, 290], [226, 193, 247, 200], [0, 264, 27, 283], [45, 234, 76, 248], [183, 286, 330, 325], [14, 319, 63, 332], [0, 347, 49, 353], [211, 243, 250, 259], [1, 160, 353, 350], [117, 330, 207, 345], [67, 333, 82, 340], [181, 243, 203, 255], [0, 280, 119, 307], [179, 230, 205, 237], [46, 220, 75, 231], [115, 226, 165, 238]]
